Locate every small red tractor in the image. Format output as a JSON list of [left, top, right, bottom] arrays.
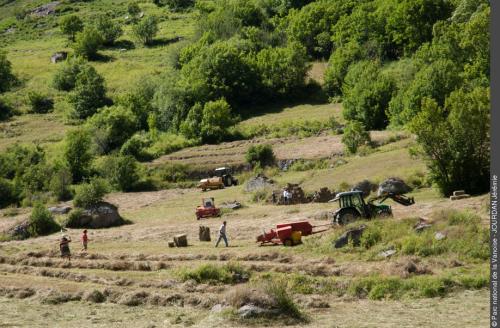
[[196, 197, 221, 220], [257, 221, 329, 246]]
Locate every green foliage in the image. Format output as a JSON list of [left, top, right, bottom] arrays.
[[64, 129, 93, 183], [0, 51, 15, 93], [132, 16, 159, 46], [254, 43, 309, 96], [147, 133, 194, 157], [127, 2, 141, 17], [69, 65, 107, 119], [73, 178, 109, 208], [94, 14, 123, 46], [386, 0, 453, 56], [200, 98, 234, 143], [73, 27, 104, 60], [27, 92, 54, 114], [96, 155, 140, 192], [0, 178, 17, 208], [245, 144, 275, 168], [86, 105, 139, 154], [59, 15, 84, 41], [409, 87, 489, 195], [342, 61, 394, 130], [0, 97, 13, 121], [323, 41, 363, 98], [178, 262, 249, 284], [28, 203, 60, 237], [264, 278, 303, 319], [64, 208, 84, 228], [52, 57, 88, 92], [160, 0, 195, 11], [49, 166, 73, 201], [120, 133, 153, 161], [179, 103, 203, 140], [155, 163, 191, 183], [342, 121, 371, 154]]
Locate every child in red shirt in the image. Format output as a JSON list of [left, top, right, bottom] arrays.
[[81, 230, 89, 252]]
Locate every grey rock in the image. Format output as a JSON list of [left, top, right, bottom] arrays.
[[51, 52, 67, 64], [334, 225, 366, 248], [238, 304, 270, 318], [379, 249, 397, 258], [378, 177, 412, 196], [67, 202, 125, 229], [244, 174, 274, 192], [48, 206, 71, 215], [219, 201, 242, 210]]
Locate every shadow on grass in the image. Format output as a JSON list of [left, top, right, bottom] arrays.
[[108, 39, 136, 50], [145, 36, 184, 48]]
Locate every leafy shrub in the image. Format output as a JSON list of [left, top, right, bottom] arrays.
[[264, 279, 303, 319], [178, 263, 249, 284], [156, 163, 191, 183], [342, 121, 371, 154], [342, 61, 394, 130], [147, 133, 194, 158], [246, 144, 275, 168], [27, 92, 54, 114], [200, 99, 235, 143], [132, 16, 158, 45], [0, 178, 17, 208], [59, 15, 83, 41], [64, 208, 84, 228], [69, 65, 107, 119], [0, 97, 13, 121], [127, 2, 141, 17], [64, 129, 93, 183], [159, 0, 195, 11], [52, 57, 88, 91], [73, 178, 109, 208], [86, 105, 138, 154], [73, 27, 104, 59], [120, 134, 152, 161], [49, 166, 73, 201], [96, 155, 140, 192], [94, 14, 123, 46], [0, 51, 15, 93], [28, 203, 60, 237]]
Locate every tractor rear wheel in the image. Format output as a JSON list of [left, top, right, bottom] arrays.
[[338, 209, 361, 225], [283, 239, 293, 247]]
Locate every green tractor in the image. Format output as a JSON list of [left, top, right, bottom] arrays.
[[330, 190, 415, 225]]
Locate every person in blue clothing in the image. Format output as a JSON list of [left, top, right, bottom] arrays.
[[215, 221, 228, 247]]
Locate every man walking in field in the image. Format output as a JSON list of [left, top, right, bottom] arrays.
[[215, 221, 228, 247]]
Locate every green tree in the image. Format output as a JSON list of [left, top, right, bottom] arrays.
[[0, 51, 15, 93], [94, 14, 123, 46], [255, 43, 309, 96], [409, 88, 489, 196], [128, 2, 141, 17], [49, 165, 73, 201], [0, 178, 17, 208], [342, 61, 394, 130], [323, 41, 363, 98], [27, 92, 54, 114], [86, 105, 139, 154], [179, 103, 203, 140], [132, 16, 159, 46], [69, 65, 107, 119], [52, 56, 88, 91], [28, 203, 60, 237], [64, 129, 93, 183], [97, 155, 140, 191], [246, 144, 276, 168], [59, 15, 84, 42], [200, 98, 234, 143], [386, 0, 453, 56], [342, 121, 371, 154], [73, 27, 104, 59], [0, 98, 12, 121], [73, 178, 109, 208]]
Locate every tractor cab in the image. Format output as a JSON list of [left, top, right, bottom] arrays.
[[330, 191, 392, 225], [214, 167, 238, 187], [203, 197, 215, 208]]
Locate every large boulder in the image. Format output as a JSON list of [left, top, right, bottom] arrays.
[[48, 206, 71, 215], [244, 174, 274, 192], [6, 220, 31, 240], [353, 180, 378, 198], [67, 202, 125, 229], [377, 177, 412, 196]]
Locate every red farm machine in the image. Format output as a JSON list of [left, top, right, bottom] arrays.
[[256, 221, 330, 246], [196, 198, 221, 220]]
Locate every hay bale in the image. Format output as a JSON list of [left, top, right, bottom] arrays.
[[174, 234, 188, 247], [199, 226, 211, 242]]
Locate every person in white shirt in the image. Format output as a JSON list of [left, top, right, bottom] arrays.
[[215, 221, 228, 247], [283, 188, 289, 205], [286, 190, 293, 204]]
